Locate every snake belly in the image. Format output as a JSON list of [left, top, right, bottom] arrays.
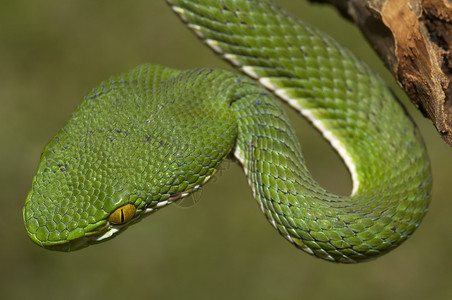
[[23, 0, 432, 263]]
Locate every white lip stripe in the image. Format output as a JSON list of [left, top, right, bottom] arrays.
[[95, 227, 119, 241]]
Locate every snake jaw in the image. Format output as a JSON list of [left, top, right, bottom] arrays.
[[25, 221, 109, 252], [91, 184, 210, 242], [83, 183, 211, 244], [50, 220, 135, 250], [24, 167, 217, 251]]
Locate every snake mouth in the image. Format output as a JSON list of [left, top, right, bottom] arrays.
[[26, 183, 209, 251], [42, 212, 153, 251], [41, 235, 95, 251], [27, 221, 123, 252], [26, 203, 157, 252]]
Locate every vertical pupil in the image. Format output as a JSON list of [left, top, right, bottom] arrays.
[[120, 209, 125, 223]]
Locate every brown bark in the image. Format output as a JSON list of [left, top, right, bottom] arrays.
[[311, 0, 452, 146]]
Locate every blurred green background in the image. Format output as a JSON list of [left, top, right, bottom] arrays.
[[2, 1, 452, 299]]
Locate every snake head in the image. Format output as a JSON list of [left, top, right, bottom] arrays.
[[23, 64, 237, 251], [22, 127, 160, 251]]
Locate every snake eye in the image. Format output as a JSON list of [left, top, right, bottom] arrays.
[[108, 204, 136, 225]]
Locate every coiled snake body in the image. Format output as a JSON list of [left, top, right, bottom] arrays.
[[23, 0, 432, 263]]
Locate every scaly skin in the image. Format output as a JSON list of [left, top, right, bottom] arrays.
[[23, 0, 431, 263]]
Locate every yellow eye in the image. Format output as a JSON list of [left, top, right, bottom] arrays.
[[108, 204, 136, 224]]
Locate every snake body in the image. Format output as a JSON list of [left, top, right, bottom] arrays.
[[23, 0, 432, 263]]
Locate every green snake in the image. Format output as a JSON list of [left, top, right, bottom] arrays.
[[23, 0, 432, 263]]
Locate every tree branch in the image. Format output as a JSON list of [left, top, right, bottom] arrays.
[[311, 0, 452, 146]]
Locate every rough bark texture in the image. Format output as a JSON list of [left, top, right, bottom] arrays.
[[311, 0, 452, 146]]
